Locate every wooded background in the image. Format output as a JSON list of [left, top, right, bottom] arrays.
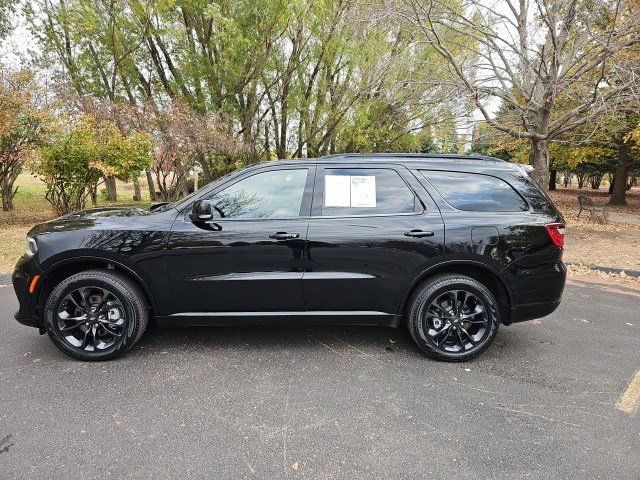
[[1, 0, 639, 215]]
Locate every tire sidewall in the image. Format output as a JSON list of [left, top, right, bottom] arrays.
[[45, 272, 141, 361], [408, 276, 500, 362]]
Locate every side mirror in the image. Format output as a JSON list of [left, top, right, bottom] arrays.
[[189, 199, 213, 222]]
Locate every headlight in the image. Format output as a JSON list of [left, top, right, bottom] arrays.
[[25, 237, 38, 257]]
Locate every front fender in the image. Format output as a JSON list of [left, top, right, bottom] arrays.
[[37, 250, 168, 318]]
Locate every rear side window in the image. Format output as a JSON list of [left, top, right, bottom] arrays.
[[320, 168, 419, 216], [420, 171, 528, 212]]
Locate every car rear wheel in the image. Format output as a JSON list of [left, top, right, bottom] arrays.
[[406, 274, 500, 362], [44, 269, 149, 361]]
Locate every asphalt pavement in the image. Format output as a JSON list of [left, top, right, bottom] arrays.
[[0, 279, 638, 479]]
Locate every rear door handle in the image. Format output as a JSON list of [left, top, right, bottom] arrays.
[[269, 232, 300, 240], [404, 229, 435, 238]]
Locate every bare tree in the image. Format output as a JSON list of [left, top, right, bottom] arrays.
[[137, 101, 248, 201], [393, 0, 640, 190]]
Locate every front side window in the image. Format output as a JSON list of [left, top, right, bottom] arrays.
[[207, 169, 308, 219], [420, 171, 528, 212], [320, 168, 419, 216]]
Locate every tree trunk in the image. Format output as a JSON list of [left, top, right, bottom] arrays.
[[145, 168, 156, 201], [89, 183, 98, 206], [609, 140, 631, 206], [1, 181, 15, 211], [529, 139, 549, 192], [0, 167, 20, 211], [577, 173, 586, 189], [133, 175, 142, 202], [200, 159, 214, 183], [173, 161, 189, 199], [105, 176, 117, 202], [548, 169, 557, 191]]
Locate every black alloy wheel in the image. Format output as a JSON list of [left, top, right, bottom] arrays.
[[56, 286, 127, 352], [45, 269, 149, 361], [419, 289, 490, 353], [407, 274, 500, 361]]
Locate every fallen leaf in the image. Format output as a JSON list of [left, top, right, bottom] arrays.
[[580, 319, 589, 323], [532, 319, 542, 325], [291, 461, 299, 471], [464, 368, 471, 372]]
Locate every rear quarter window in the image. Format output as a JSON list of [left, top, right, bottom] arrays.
[[420, 170, 529, 212], [501, 171, 560, 216]]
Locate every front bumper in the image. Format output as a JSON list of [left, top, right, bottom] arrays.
[[12, 255, 43, 329]]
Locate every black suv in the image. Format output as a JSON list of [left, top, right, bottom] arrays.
[[13, 154, 566, 361]]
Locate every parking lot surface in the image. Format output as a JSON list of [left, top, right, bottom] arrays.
[[0, 280, 638, 479]]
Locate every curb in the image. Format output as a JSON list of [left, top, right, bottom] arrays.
[[566, 262, 640, 278]]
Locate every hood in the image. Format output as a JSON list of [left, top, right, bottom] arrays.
[[29, 205, 153, 235], [58, 206, 150, 220]]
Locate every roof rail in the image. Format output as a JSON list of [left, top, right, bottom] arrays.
[[318, 153, 505, 162]]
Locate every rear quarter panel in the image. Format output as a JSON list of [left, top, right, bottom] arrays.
[[413, 166, 565, 310]]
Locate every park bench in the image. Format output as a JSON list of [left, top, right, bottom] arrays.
[[577, 195, 608, 220]]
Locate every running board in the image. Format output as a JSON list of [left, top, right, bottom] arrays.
[[155, 310, 396, 328]]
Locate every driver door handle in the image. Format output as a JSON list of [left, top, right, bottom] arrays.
[[404, 229, 435, 238], [269, 232, 300, 240]]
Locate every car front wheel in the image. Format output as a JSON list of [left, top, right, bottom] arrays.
[[406, 274, 500, 362], [44, 269, 149, 361]]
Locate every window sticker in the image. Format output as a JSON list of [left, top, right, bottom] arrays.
[[324, 175, 351, 206], [350, 175, 376, 207], [324, 174, 377, 208]]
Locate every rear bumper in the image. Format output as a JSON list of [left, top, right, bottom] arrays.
[[12, 255, 42, 329], [509, 298, 562, 324], [505, 260, 566, 324]]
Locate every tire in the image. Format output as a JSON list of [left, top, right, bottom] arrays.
[[44, 269, 149, 361], [406, 274, 500, 362]]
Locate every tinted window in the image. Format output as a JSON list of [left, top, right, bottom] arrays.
[[320, 168, 419, 216], [503, 171, 558, 215], [207, 169, 308, 219], [421, 171, 528, 212]]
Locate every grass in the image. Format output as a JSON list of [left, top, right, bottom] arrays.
[[1, 174, 640, 275]]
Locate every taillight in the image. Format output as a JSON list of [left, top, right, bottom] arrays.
[[545, 223, 565, 248]]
